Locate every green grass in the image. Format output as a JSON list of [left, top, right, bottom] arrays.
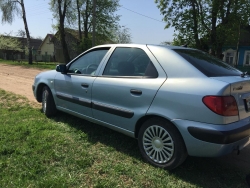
[[0, 59, 57, 70]]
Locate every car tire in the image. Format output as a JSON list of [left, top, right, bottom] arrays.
[[138, 117, 187, 170], [42, 86, 57, 117]]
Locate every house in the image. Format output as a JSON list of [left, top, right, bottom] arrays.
[[37, 34, 55, 62], [222, 26, 250, 66], [53, 28, 81, 63], [38, 34, 54, 56], [0, 36, 42, 61]]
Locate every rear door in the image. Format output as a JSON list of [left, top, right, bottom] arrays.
[[54, 47, 110, 118], [91, 46, 166, 132]]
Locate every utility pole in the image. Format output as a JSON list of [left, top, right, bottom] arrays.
[[92, 0, 96, 47]]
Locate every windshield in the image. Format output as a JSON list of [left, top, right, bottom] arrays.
[[174, 49, 242, 77]]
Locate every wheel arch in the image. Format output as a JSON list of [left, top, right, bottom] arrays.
[[134, 114, 186, 146], [36, 83, 49, 102], [134, 115, 175, 137]]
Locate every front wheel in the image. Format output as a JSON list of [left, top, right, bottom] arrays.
[[42, 86, 57, 117], [138, 117, 187, 170]]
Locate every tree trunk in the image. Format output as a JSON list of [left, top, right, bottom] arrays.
[[235, 22, 241, 65], [76, 0, 82, 41], [59, 24, 70, 63], [191, 0, 200, 49], [210, 0, 219, 56], [92, 0, 96, 46], [216, 44, 223, 59], [58, 0, 70, 63], [20, 0, 32, 64], [83, 0, 90, 39]]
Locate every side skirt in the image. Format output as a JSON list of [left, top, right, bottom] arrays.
[[56, 106, 135, 138]]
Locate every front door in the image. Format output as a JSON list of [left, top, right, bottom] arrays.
[[54, 47, 110, 118]]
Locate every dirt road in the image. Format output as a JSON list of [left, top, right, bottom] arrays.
[[0, 64, 249, 175], [0, 64, 47, 103]]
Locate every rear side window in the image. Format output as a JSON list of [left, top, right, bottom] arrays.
[[174, 49, 241, 77], [103, 47, 158, 78]]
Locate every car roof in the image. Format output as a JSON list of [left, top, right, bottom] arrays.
[[92, 43, 195, 51]]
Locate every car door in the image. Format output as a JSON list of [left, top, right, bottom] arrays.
[[91, 46, 167, 132], [54, 47, 110, 118]]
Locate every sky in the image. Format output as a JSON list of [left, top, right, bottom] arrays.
[[0, 0, 174, 44]]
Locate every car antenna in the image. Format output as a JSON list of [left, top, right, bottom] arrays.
[[241, 71, 248, 78]]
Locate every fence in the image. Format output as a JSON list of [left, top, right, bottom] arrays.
[[0, 52, 55, 63]]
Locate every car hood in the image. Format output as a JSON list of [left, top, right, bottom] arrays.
[[35, 70, 57, 79]]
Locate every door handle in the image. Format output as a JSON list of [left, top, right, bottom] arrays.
[[130, 89, 142, 95], [81, 83, 89, 88]]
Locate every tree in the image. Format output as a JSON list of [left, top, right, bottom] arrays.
[[50, 0, 120, 55], [66, 0, 120, 49], [0, 35, 22, 51], [50, 0, 71, 63], [113, 26, 132, 43], [93, 0, 120, 44], [155, 0, 205, 49], [155, 0, 250, 57], [0, 0, 33, 64], [16, 29, 26, 37]]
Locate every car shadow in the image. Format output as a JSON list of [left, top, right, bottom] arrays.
[[51, 111, 250, 188], [51, 111, 140, 160]]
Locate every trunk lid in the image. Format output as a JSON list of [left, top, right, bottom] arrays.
[[212, 76, 250, 120]]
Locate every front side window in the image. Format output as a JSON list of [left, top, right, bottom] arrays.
[[68, 48, 109, 75], [174, 49, 241, 77], [103, 47, 158, 78]]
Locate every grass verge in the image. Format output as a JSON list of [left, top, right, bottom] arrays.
[[0, 91, 249, 187], [0, 59, 57, 70]]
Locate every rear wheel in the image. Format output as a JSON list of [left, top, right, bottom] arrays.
[[42, 86, 57, 117], [138, 117, 187, 170]]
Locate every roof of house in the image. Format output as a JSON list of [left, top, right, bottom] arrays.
[[1, 36, 43, 50], [53, 28, 82, 41], [38, 34, 54, 50]]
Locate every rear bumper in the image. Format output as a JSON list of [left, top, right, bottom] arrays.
[[172, 117, 250, 157], [188, 123, 250, 144]]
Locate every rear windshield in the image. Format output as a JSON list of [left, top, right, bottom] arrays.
[[174, 49, 241, 77]]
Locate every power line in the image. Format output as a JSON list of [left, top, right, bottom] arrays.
[[121, 6, 165, 24]]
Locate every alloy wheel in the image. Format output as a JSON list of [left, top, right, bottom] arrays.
[[143, 125, 174, 163]]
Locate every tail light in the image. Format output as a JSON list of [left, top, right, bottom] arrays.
[[202, 96, 238, 116]]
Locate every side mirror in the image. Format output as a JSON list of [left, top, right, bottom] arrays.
[[56, 64, 67, 74]]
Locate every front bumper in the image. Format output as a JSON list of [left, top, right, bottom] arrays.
[[172, 117, 250, 157]]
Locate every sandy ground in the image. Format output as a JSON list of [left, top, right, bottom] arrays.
[[0, 64, 47, 103], [0, 64, 249, 175]]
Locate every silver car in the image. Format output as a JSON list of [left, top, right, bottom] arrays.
[[33, 44, 250, 170]]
